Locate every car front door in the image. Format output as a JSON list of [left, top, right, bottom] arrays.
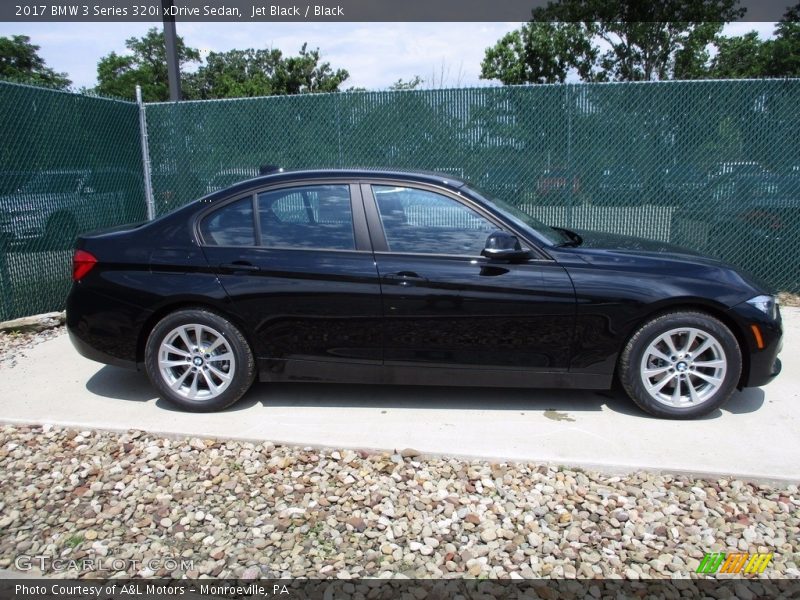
[[198, 181, 383, 382], [361, 181, 575, 381]]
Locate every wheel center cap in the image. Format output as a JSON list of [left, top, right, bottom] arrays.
[[676, 361, 688, 372], [193, 356, 204, 367]]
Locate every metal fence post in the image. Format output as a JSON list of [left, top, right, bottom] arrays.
[[0, 231, 10, 321], [136, 85, 156, 221]]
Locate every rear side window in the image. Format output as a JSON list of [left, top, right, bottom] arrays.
[[200, 197, 255, 246], [257, 185, 355, 250]]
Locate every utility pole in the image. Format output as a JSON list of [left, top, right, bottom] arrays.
[[161, 0, 181, 101]]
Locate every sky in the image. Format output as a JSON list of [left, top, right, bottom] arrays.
[[0, 21, 779, 91]]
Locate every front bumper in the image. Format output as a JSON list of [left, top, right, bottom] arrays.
[[727, 301, 783, 388]]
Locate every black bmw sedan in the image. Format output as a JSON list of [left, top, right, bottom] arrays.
[[66, 169, 782, 419]]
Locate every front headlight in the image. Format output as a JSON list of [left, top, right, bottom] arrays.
[[746, 295, 778, 320]]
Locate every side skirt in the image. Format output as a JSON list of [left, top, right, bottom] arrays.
[[259, 358, 612, 389]]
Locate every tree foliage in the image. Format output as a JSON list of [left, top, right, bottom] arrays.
[[388, 76, 424, 90], [479, 0, 800, 84], [765, 6, 800, 77], [0, 35, 71, 89], [188, 43, 348, 99], [697, 5, 800, 78], [185, 48, 282, 99], [95, 32, 348, 100], [707, 32, 770, 78], [95, 28, 200, 101], [482, 23, 597, 84], [277, 44, 349, 94]]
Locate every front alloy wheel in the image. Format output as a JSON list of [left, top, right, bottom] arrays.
[[619, 311, 741, 419], [640, 327, 727, 408]]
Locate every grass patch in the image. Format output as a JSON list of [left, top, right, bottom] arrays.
[[63, 534, 84, 549]]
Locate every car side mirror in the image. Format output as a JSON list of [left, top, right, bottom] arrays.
[[481, 231, 531, 261]]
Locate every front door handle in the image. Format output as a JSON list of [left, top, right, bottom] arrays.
[[383, 271, 428, 283], [219, 262, 260, 272]]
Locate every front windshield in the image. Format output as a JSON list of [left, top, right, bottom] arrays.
[[465, 183, 567, 245]]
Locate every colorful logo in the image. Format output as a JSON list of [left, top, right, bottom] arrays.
[[696, 552, 773, 574]]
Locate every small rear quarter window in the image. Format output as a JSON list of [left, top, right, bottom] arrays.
[[200, 197, 255, 246]]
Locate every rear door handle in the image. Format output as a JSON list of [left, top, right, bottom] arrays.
[[219, 262, 260, 272]]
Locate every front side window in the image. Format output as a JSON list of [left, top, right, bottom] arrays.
[[372, 185, 498, 255], [257, 185, 355, 250], [199, 197, 255, 246]]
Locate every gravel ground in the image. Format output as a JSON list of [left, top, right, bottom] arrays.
[[0, 424, 796, 580], [0, 324, 65, 369], [779, 292, 800, 308]]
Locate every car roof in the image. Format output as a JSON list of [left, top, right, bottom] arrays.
[[199, 168, 468, 202]]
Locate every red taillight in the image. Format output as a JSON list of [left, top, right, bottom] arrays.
[[72, 249, 97, 281]]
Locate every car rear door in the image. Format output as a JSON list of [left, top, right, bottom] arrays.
[[198, 180, 383, 382], [361, 180, 575, 381]]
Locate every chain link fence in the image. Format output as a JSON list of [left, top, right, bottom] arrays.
[[146, 79, 799, 293], [0, 81, 145, 320], [0, 79, 798, 321]]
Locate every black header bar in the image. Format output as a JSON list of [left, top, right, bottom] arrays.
[[2, 0, 796, 22]]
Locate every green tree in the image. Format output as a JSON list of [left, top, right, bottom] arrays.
[[388, 76, 424, 90], [706, 32, 770, 78], [766, 5, 800, 76], [277, 44, 349, 94], [187, 48, 283, 98], [94, 27, 200, 101], [688, 5, 800, 79], [481, 0, 743, 83], [186, 43, 348, 99], [482, 23, 597, 84], [0, 35, 71, 88]]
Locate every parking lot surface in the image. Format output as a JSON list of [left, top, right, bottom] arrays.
[[1, 309, 797, 483]]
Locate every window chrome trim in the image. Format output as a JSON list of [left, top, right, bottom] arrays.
[[198, 245, 369, 255], [372, 250, 554, 262]]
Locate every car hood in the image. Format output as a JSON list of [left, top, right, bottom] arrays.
[[563, 229, 770, 293], [574, 229, 703, 257]]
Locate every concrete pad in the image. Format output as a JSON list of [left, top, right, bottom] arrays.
[[0, 309, 797, 483]]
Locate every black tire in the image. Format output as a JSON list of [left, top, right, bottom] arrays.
[[619, 311, 742, 419], [144, 308, 256, 412]]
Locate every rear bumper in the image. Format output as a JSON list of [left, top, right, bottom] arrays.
[[66, 283, 147, 371], [68, 327, 138, 370]]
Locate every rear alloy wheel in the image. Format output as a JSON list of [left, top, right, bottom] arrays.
[[619, 311, 741, 419], [145, 309, 255, 412]]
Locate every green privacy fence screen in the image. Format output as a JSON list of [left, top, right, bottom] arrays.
[[145, 79, 799, 293], [0, 81, 145, 320], [0, 79, 798, 321]]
